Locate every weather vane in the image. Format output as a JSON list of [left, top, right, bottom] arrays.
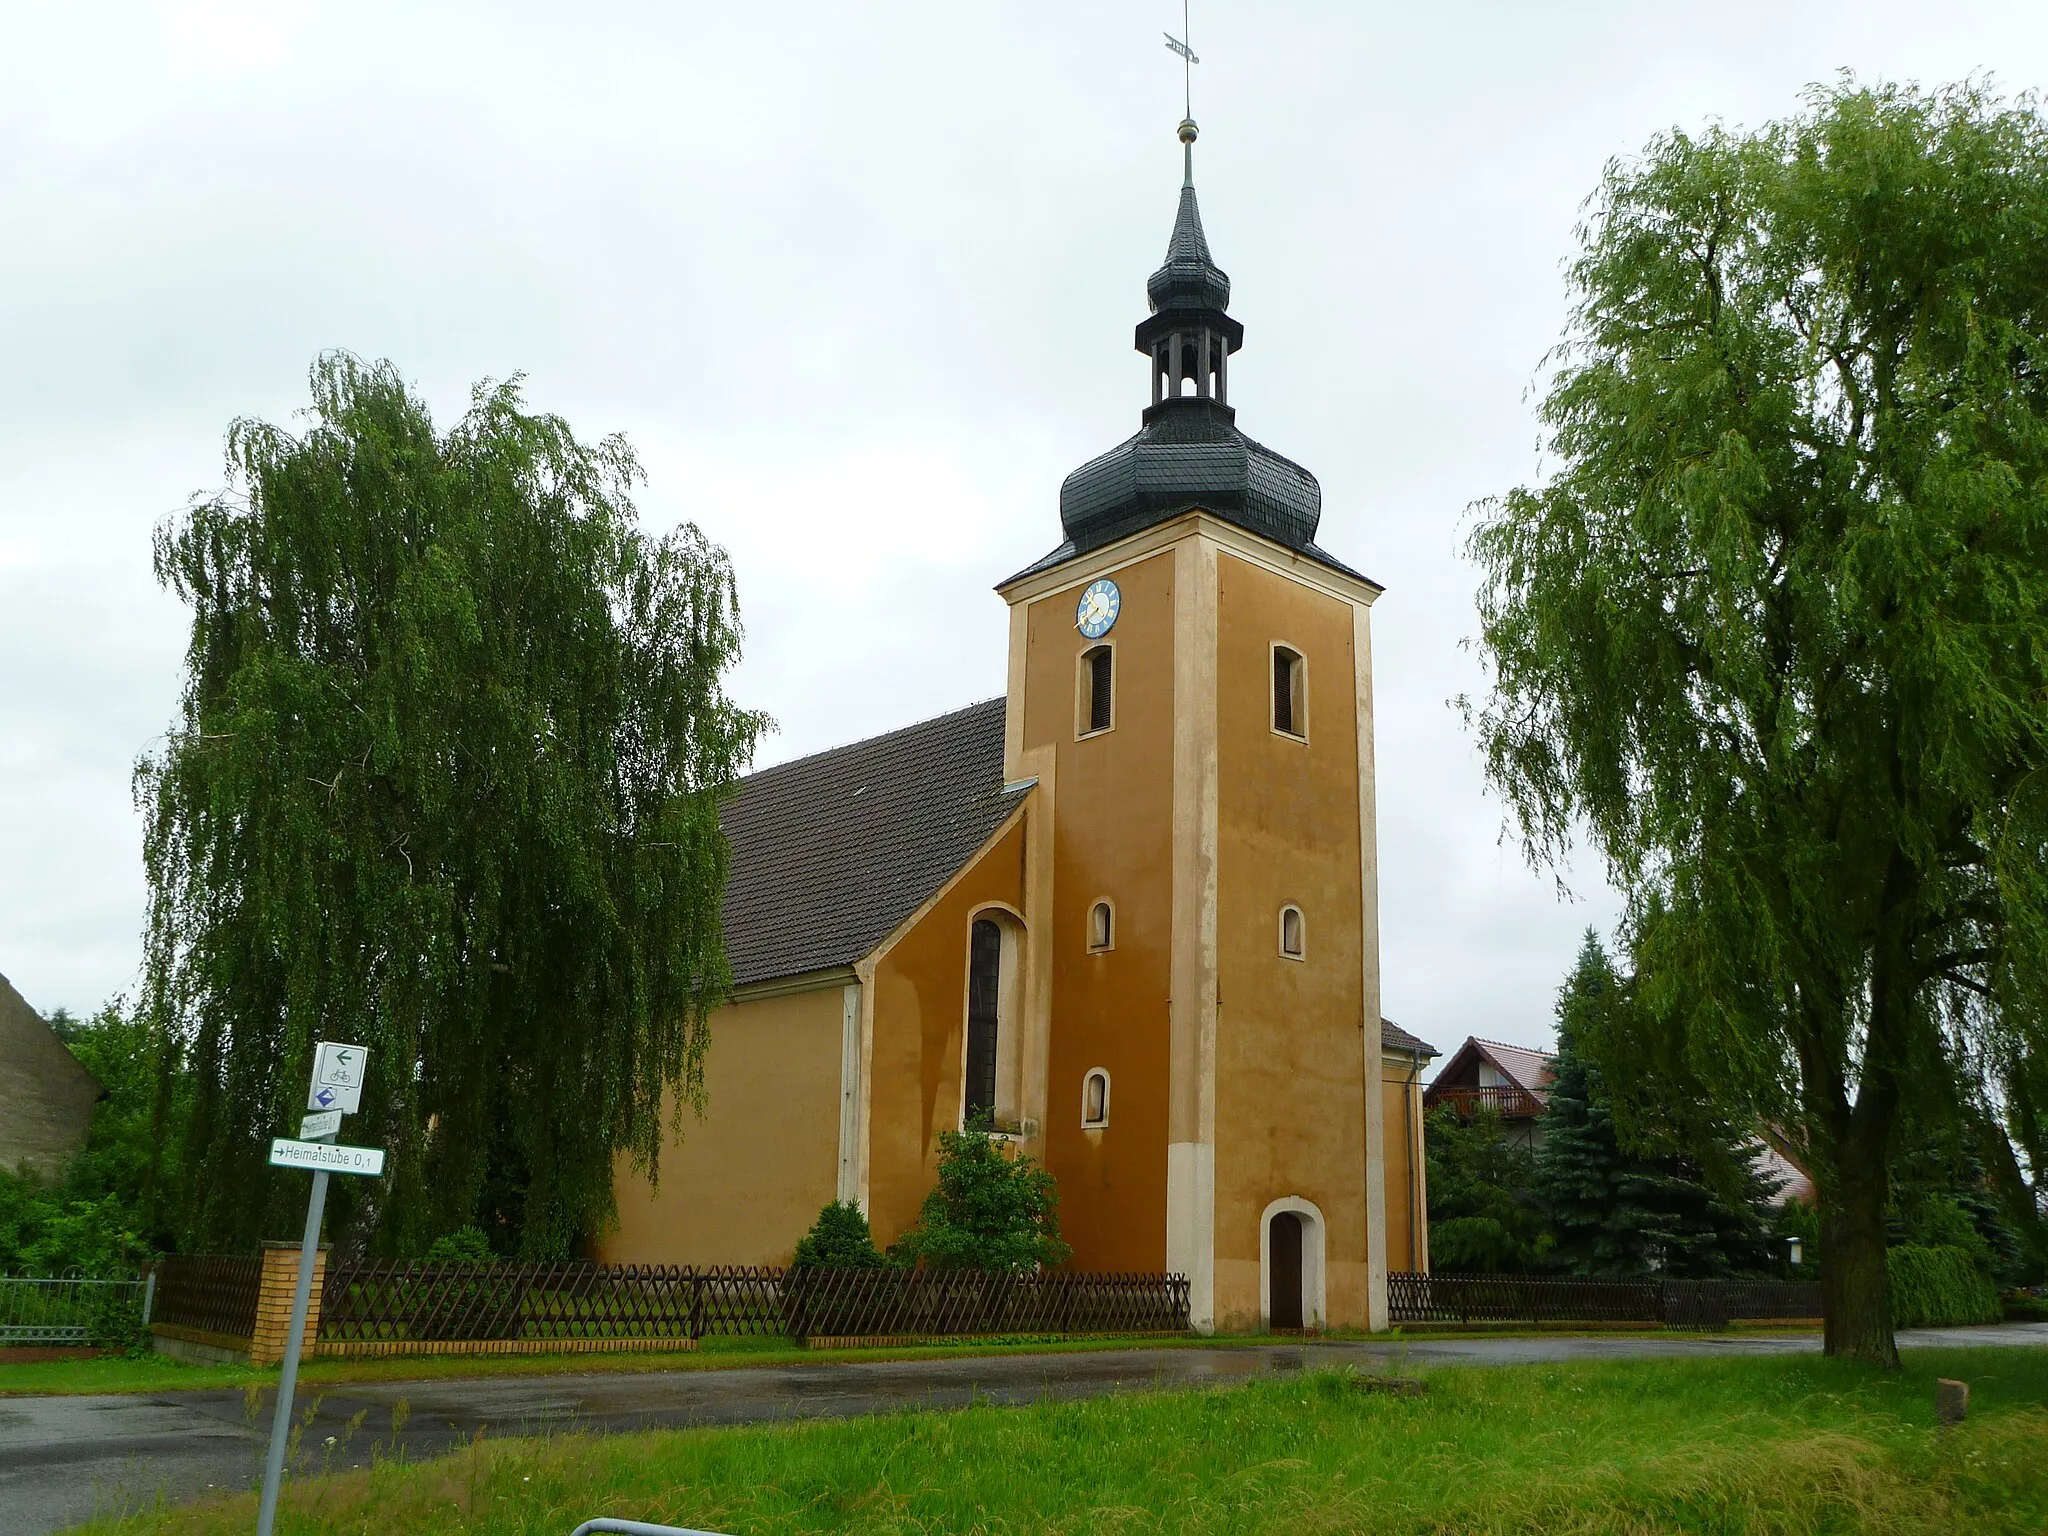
[[1164, 0, 1198, 123]]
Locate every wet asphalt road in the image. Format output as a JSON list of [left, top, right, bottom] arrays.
[[8, 1322, 2047, 1536]]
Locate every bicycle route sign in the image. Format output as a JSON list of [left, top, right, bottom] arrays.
[[306, 1041, 367, 1114]]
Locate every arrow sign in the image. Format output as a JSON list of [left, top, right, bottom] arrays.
[[268, 1138, 385, 1176], [306, 1041, 368, 1114]]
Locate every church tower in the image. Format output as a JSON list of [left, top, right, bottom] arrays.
[[998, 119, 1390, 1333], [602, 112, 1431, 1326]]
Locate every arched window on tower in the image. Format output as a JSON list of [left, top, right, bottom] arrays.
[[1079, 644, 1114, 735], [1273, 645, 1306, 739], [965, 918, 1003, 1125], [1088, 901, 1114, 952], [1082, 1068, 1111, 1128], [1279, 904, 1305, 961]]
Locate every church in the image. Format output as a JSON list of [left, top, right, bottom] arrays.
[[600, 118, 1436, 1333]]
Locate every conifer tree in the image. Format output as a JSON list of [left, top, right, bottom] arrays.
[[1536, 933, 1780, 1278], [1424, 1107, 1548, 1273]]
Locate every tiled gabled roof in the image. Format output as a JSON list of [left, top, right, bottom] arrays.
[[1381, 1019, 1439, 1058], [1471, 1037, 1557, 1093], [720, 698, 1027, 988], [1425, 1040, 1564, 1122]]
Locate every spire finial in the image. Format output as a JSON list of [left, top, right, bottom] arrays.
[[1164, 3, 1201, 188]]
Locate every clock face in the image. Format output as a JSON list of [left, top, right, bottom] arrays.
[[1076, 578, 1121, 639]]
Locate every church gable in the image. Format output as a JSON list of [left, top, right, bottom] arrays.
[[719, 698, 1028, 988]]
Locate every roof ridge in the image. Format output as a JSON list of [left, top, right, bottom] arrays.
[[1473, 1035, 1554, 1055], [740, 697, 1005, 785]]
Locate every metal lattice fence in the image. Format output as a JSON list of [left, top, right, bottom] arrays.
[[313, 1260, 1188, 1345], [1388, 1272, 1821, 1328], [0, 1275, 151, 1347], [153, 1254, 264, 1340], [317, 1262, 791, 1344], [783, 1267, 1190, 1339]]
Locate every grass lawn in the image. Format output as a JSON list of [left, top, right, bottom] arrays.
[[75, 1346, 2048, 1536], [0, 1331, 1227, 1397]]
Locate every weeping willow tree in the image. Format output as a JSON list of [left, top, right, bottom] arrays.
[[1467, 81, 2048, 1364], [138, 353, 766, 1257]]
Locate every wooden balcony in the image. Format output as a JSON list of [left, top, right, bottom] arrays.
[[1423, 1084, 1545, 1120]]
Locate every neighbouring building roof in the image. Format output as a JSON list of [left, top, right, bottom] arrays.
[[1467, 1037, 1557, 1094], [1753, 1138, 1817, 1206], [0, 969, 102, 1178], [720, 698, 1028, 988], [1423, 1035, 1559, 1119], [1381, 1019, 1438, 1058]]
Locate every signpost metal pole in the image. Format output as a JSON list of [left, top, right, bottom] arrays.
[[254, 1041, 375, 1536], [254, 1140, 330, 1536]]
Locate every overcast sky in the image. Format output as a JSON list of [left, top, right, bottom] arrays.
[[3, 2, 2044, 1058]]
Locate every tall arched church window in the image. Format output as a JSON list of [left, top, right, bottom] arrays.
[[1273, 645, 1306, 739], [965, 918, 1003, 1125], [1079, 644, 1114, 735]]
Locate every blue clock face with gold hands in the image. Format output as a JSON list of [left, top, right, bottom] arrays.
[[1076, 578, 1121, 638]]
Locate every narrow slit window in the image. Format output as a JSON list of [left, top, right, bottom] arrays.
[[1082, 1069, 1110, 1128], [965, 918, 1002, 1125], [1280, 905, 1305, 960], [1088, 901, 1113, 952], [1273, 646, 1305, 737], [1082, 644, 1114, 734]]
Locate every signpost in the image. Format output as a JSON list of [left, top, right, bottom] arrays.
[[255, 1042, 381, 1536]]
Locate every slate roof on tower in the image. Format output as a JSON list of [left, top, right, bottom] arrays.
[[1005, 120, 1371, 590], [719, 698, 1027, 988]]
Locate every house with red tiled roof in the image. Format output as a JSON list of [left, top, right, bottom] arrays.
[[1423, 1035, 1821, 1208], [1422, 1036, 1557, 1150]]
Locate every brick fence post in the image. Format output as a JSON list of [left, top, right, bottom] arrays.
[[251, 1242, 327, 1367]]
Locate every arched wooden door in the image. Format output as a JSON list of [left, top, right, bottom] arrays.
[[1269, 1211, 1304, 1330]]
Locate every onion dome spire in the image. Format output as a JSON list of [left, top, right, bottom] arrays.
[[1032, 118, 1335, 574]]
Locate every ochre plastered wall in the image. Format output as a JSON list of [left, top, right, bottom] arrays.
[[863, 818, 1028, 1249], [1380, 1055, 1429, 1274], [600, 985, 843, 1267], [1213, 552, 1372, 1330], [1016, 550, 1179, 1272]]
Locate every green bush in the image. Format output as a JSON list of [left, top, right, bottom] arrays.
[[424, 1227, 492, 1263], [1887, 1244, 2001, 1328], [791, 1201, 886, 1270], [2003, 1292, 2048, 1323], [0, 1168, 151, 1276], [890, 1125, 1070, 1273]]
